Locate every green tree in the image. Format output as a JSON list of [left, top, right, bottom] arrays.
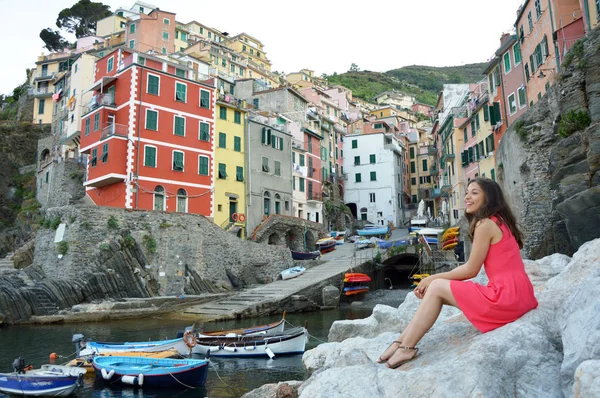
[[349, 63, 360, 72], [39, 28, 70, 52], [56, 0, 112, 38]]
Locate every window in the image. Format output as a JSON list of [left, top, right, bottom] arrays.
[[352, 139, 357, 149], [234, 111, 241, 124], [275, 161, 281, 176], [503, 52, 511, 74], [154, 186, 165, 211], [163, 18, 170, 25], [234, 136, 241, 152], [491, 168, 496, 181], [369, 154, 376, 164], [219, 106, 227, 120], [519, 25, 524, 44], [409, 147, 415, 159], [369, 193, 376, 203], [370, 171, 377, 181], [85, 117, 90, 135], [535, 0, 541, 18], [175, 69, 185, 78], [410, 161, 415, 173], [93, 113, 100, 131], [528, 11, 533, 32], [162, 32, 169, 40], [253, 98, 259, 107], [354, 156, 360, 165], [198, 156, 209, 175], [525, 64, 530, 81], [261, 128, 272, 145], [475, 113, 480, 131], [219, 132, 226, 148], [129, 40, 135, 49], [463, 128, 468, 142], [541, 35, 549, 59], [299, 178, 305, 192], [355, 173, 361, 183], [162, 47, 167, 54], [176, 189, 187, 213], [218, 163, 227, 179], [144, 146, 156, 167], [174, 116, 185, 136], [513, 43, 521, 64], [175, 82, 186, 102], [101, 143, 109, 163], [199, 122, 210, 141], [200, 90, 210, 108], [518, 87, 527, 109], [173, 151, 184, 171], [38, 99, 45, 114], [422, 159, 428, 172], [145, 109, 158, 130], [236, 166, 244, 182], [262, 157, 269, 173], [299, 154, 305, 166], [91, 148, 97, 167], [107, 57, 114, 72], [411, 177, 416, 185], [508, 93, 517, 114], [147, 75, 159, 95], [129, 24, 135, 34]]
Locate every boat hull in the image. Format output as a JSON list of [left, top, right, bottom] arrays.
[[198, 318, 286, 338], [0, 366, 85, 397], [92, 357, 208, 388], [290, 250, 321, 260], [80, 337, 189, 357], [192, 328, 307, 357], [317, 241, 336, 253], [281, 266, 305, 280]]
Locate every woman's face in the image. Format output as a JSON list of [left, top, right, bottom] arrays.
[[465, 182, 485, 214]]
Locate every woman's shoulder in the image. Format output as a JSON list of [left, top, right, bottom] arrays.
[[475, 217, 497, 228]]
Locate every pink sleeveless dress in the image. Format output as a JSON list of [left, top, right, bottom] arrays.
[[450, 216, 538, 333]]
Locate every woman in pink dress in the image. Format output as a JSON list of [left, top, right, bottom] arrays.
[[378, 177, 538, 369]]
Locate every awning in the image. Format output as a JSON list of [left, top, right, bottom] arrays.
[[85, 76, 118, 94]]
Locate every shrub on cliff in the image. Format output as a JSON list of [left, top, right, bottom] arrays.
[[558, 110, 591, 138]]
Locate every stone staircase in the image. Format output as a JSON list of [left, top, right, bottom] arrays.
[[29, 286, 59, 315], [0, 253, 15, 273]]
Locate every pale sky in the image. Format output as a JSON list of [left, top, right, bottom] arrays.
[[0, 0, 525, 95]]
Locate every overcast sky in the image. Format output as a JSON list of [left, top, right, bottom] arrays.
[[0, 0, 525, 95]]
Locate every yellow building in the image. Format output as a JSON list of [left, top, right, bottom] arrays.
[[174, 22, 190, 52], [31, 53, 76, 125], [96, 14, 127, 37], [184, 41, 248, 80], [581, 1, 600, 32], [184, 21, 226, 44], [223, 33, 272, 72], [214, 90, 248, 238]]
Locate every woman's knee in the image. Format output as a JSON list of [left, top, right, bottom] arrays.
[[427, 279, 448, 297]]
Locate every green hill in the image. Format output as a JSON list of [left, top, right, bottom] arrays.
[[327, 62, 488, 106]]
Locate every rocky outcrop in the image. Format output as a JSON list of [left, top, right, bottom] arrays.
[[245, 238, 600, 398], [0, 205, 295, 324], [497, 30, 600, 259]]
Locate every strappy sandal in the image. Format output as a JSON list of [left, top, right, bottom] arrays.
[[385, 346, 419, 369], [377, 340, 402, 364]]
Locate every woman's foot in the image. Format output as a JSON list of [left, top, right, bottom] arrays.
[[377, 340, 402, 363], [385, 346, 418, 369]]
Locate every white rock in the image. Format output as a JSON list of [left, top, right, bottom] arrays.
[[572, 360, 600, 398]]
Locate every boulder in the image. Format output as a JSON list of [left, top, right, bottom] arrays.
[[573, 360, 600, 398], [321, 285, 339, 307]]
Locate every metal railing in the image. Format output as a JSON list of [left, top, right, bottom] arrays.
[[100, 123, 128, 140], [307, 192, 322, 201], [82, 94, 116, 115], [28, 87, 53, 96], [34, 72, 56, 81]]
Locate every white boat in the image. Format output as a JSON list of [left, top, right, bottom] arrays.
[[355, 239, 372, 249], [79, 337, 190, 357], [192, 327, 308, 358], [281, 266, 305, 280], [0, 361, 86, 397]]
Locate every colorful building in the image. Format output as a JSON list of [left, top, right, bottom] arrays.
[[30, 53, 76, 125], [125, 8, 176, 54], [79, 48, 216, 215], [580, 0, 600, 32]]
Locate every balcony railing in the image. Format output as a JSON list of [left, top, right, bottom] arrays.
[[427, 145, 438, 155], [28, 87, 53, 97], [429, 167, 439, 176], [217, 92, 245, 108], [307, 192, 322, 201], [292, 139, 304, 150], [100, 123, 128, 140], [34, 72, 56, 81], [441, 150, 455, 163], [82, 94, 116, 116]]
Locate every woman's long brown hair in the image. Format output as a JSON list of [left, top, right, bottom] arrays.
[[465, 177, 524, 249]]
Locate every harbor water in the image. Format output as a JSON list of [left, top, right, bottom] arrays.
[[0, 289, 408, 397]]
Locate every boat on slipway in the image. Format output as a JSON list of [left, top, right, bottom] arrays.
[[356, 224, 390, 237], [281, 266, 306, 280]]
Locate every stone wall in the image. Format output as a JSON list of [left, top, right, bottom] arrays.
[[497, 29, 600, 259], [250, 214, 326, 251]]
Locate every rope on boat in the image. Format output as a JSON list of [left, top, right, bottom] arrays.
[[208, 361, 234, 389], [158, 366, 197, 389], [283, 319, 327, 344]]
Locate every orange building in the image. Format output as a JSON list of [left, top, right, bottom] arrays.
[[79, 48, 216, 216], [125, 8, 176, 54]]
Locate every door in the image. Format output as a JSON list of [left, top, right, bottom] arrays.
[[107, 114, 115, 136], [229, 201, 237, 222]]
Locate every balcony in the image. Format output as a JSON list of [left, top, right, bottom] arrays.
[[28, 87, 53, 97], [217, 92, 245, 108], [292, 139, 304, 150], [441, 151, 455, 163], [427, 145, 438, 155], [441, 177, 452, 192], [429, 167, 439, 176], [384, 142, 402, 154], [34, 72, 56, 82], [84, 173, 126, 188], [100, 123, 128, 140], [431, 188, 441, 198], [307, 192, 322, 202], [82, 93, 116, 116]]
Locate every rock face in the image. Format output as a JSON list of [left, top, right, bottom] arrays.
[[0, 205, 295, 324], [497, 29, 600, 259], [241, 238, 599, 398]]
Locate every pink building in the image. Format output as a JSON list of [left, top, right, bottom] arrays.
[[125, 9, 176, 54], [412, 103, 433, 118]]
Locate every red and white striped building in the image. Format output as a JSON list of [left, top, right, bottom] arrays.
[[79, 48, 216, 216]]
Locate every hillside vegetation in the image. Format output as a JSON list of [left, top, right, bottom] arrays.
[[327, 62, 488, 106]]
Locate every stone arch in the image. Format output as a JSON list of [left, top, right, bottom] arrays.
[[268, 232, 281, 245], [40, 148, 51, 165], [285, 227, 303, 250], [305, 230, 316, 251]]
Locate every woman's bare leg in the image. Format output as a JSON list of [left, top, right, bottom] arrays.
[[385, 279, 458, 368]]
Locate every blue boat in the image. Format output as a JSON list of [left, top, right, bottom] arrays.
[[290, 250, 321, 260], [93, 356, 208, 388], [0, 359, 86, 397], [79, 337, 189, 357], [357, 224, 390, 236]]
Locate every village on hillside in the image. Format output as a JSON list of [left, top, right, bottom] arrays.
[[28, 0, 590, 238]]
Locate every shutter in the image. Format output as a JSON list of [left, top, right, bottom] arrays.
[[493, 102, 501, 122], [489, 134, 495, 151], [279, 137, 283, 151], [271, 134, 276, 148], [267, 129, 272, 145], [490, 103, 497, 125], [262, 127, 266, 144], [468, 147, 473, 163], [483, 104, 489, 121]]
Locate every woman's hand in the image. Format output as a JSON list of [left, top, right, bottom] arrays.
[[414, 276, 433, 299]]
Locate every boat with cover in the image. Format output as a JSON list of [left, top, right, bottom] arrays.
[[354, 238, 372, 249], [191, 327, 308, 358], [66, 349, 180, 371], [92, 356, 208, 388], [0, 359, 86, 397], [290, 250, 321, 260], [281, 266, 306, 280], [357, 224, 390, 236], [79, 336, 190, 357]]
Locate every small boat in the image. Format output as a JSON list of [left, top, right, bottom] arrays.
[[192, 327, 308, 358], [343, 286, 369, 296], [79, 336, 190, 357], [196, 316, 286, 338], [408, 218, 427, 233], [281, 266, 306, 280], [376, 238, 411, 249], [0, 359, 86, 397], [335, 240, 344, 246], [66, 349, 181, 371], [357, 224, 390, 236], [355, 238, 371, 249], [415, 228, 443, 245], [93, 356, 208, 388], [344, 273, 372, 283], [316, 238, 336, 254], [290, 250, 321, 260]]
